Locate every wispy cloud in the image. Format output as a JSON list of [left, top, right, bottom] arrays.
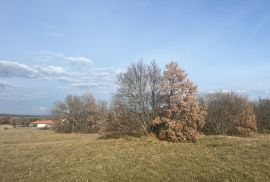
[[0, 60, 72, 80], [0, 60, 121, 91], [0, 60, 36, 78], [32, 106, 49, 113], [70, 83, 100, 89], [48, 32, 64, 38], [34, 51, 93, 64], [0, 82, 34, 101], [45, 23, 64, 38], [0, 82, 13, 93], [34, 65, 69, 76]]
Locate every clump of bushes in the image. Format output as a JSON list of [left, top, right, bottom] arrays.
[[100, 62, 206, 142], [99, 95, 141, 137], [52, 93, 107, 133], [100, 61, 206, 142], [202, 92, 257, 136], [253, 98, 270, 132], [52, 60, 267, 142]]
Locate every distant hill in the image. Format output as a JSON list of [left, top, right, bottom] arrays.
[[0, 113, 54, 118]]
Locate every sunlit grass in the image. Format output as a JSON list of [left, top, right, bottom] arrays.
[[0, 128, 269, 181]]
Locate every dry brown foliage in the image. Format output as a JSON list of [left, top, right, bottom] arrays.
[[151, 62, 206, 142], [202, 92, 257, 136]]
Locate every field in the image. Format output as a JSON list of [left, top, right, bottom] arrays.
[[0, 128, 269, 182]]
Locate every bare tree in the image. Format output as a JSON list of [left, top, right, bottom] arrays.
[[253, 98, 270, 132], [116, 60, 151, 134], [202, 92, 257, 136], [148, 60, 162, 117], [52, 93, 98, 133], [111, 60, 163, 135]]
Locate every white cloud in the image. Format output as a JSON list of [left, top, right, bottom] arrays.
[[48, 32, 64, 37], [35, 65, 69, 76], [0, 60, 36, 78], [34, 51, 93, 64], [71, 83, 99, 89], [65, 56, 92, 64], [0, 60, 78, 84], [0, 59, 122, 94]]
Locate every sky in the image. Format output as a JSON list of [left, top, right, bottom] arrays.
[[0, 0, 270, 115]]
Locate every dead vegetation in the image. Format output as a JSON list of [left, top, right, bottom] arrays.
[[49, 60, 269, 141], [202, 92, 257, 136], [0, 128, 269, 181]]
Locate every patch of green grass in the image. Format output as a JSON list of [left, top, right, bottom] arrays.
[[0, 128, 269, 181]]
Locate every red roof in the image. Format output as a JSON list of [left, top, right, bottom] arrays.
[[31, 120, 55, 125]]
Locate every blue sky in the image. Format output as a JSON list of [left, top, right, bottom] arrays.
[[0, 0, 270, 114]]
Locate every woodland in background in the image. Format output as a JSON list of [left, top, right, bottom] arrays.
[[47, 60, 270, 142], [0, 116, 47, 127]]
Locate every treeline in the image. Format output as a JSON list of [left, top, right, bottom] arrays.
[[0, 116, 47, 127], [51, 61, 270, 142], [51, 94, 108, 133]]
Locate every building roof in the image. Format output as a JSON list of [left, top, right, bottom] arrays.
[[31, 120, 55, 125]]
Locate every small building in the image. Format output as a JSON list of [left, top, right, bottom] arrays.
[[30, 120, 55, 128]]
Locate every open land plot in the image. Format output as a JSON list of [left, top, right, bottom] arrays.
[[0, 128, 269, 181]]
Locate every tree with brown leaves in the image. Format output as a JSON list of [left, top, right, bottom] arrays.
[[152, 62, 206, 142]]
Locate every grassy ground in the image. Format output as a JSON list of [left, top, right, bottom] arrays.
[[0, 128, 269, 182]]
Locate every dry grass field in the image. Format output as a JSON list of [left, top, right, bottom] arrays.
[[0, 128, 269, 182]]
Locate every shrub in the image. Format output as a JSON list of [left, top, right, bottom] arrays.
[[99, 95, 141, 137], [52, 93, 101, 133], [202, 92, 256, 136], [253, 98, 270, 132]]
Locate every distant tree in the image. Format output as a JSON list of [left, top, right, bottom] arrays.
[[202, 92, 257, 136], [0, 116, 17, 127], [0, 116, 12, 125], [16, 117, 35, 127], [151, 62, 206, 142], [52, 93, 98, 133], [253, 98, 270, 132]]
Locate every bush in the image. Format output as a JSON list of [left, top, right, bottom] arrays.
[[253, 98, 270, 132], [202, 92, 257, 136], [52, 93, 102, 133], [151, 117, 199, 142], [99, 96, 141, 137]]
